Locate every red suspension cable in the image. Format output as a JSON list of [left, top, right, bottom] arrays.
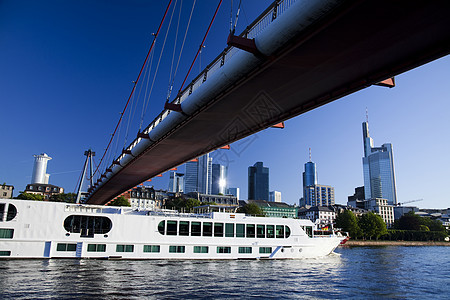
[[94, 0, 173, 176], [177, 0, 223, 95]]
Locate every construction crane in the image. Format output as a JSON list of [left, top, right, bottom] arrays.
[[396, 199, 423, 206]]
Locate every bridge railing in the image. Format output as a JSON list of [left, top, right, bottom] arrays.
[[102, 0, 297, 179]]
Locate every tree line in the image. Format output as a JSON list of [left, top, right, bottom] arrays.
[[336, 210, 448, 241]]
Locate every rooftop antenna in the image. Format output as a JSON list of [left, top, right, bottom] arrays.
[[309, 148, 312, 162], [366, 107, 369, 123]]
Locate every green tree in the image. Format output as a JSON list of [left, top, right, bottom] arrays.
[[420, 216, 446, 232], [358, 212, 387, 240], [108, 196, 130, 207], [185, 198, 201, 210], [335, 210, 360, 238], [15, 192, 44, 201], [49, 193, 76, 203], [237, 203, 265, 217], [396, 211, 421, 230]]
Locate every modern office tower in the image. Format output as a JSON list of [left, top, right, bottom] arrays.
[[227, 187, 240, 200], [269, 191, 282, 202], [248, 162, 269, 201], [211, 164, 228, 195], [184, 154, 212, 194], [31, 153, 52, 184], [301, 184, 335, 207], [362, 121, 398, 205], [168, 172, 184, 193], [302, 149, 317, 199]]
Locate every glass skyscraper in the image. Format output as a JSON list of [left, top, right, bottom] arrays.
[[184, 153, 212, 194], [211, 164, 228, 195], [362, 121, 397, 205], [303, 161, 317, 190], [168, 172, 184, 193], [248, 162, 269, 201]]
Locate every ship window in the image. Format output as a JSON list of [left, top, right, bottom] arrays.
[[0, 250, 11, 256], [203, 222, 212, 237], [266, 225, 274, 238], [158, 221, 165, 235], [246, 224, 255, 238], [257, 225, 265, 238], [6, 203, 17, 221], [0, 228, 14, 239], [191, 222, 201, 236], [217, 246, 231, 254], [63, 215, 112, 235], [214, 223, 223, 237], [179, 221, 189, 236], [225, 223, 234, 237], [285, 226, 291, 238], [167, 221, 177, 235], [56, 243, 76, 251], [305, 226, 313, 237], [143, 245, 160, 253], [238, 247, 252, 254], [193, 246, 208, 253], [116, 245, 134, 252], [259, 247, 272, 254], [236, 224, 245, 238], [276, 225, 284, 238], [0, 204, 4, 221], [169, 245, 185, 253], [87, 244, 106, 252]]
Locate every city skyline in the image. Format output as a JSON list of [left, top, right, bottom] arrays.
[[1, 1, 449, 209]]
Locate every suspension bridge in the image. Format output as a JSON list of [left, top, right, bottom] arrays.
[[84, 0, 450, 205]]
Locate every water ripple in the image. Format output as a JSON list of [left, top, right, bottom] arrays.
[[0, 247, 448, 299]]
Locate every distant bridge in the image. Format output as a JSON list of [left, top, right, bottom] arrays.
[[86, 0, 450, 204]]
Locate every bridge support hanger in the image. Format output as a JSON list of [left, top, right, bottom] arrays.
[[226, 33, 267, 59]]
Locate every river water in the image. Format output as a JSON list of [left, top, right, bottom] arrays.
[[0, 246, 448, 299]]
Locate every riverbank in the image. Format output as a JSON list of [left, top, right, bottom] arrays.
[[343, 240, 450, 247]]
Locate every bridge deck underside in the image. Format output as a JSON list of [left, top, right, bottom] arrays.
[[88, 0, 450, 204]]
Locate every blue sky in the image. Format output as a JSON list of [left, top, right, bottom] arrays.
[[1, 1, 449, 209]]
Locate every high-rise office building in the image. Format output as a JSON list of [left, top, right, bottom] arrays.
[[248, 162, 269, 201], [227, 187, 240, 200], [300, 152, 335, 207], [269, 191, 282, 202], [184, 154, 212, 194], [301, 184, 335, 207], [362, 121, 397, 205], [303, 162, 317, 189], [211, 164, 228, 195], [168, 172, 184, 193], [302, 149, 317, 199]]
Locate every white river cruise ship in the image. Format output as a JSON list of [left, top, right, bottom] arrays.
[[0, 199, 346, 259]]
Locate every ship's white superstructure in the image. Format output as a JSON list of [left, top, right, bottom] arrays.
[[0, 199, 345, 259]]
